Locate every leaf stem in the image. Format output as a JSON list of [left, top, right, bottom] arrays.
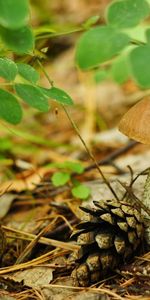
[[37, 59, 53, 87], [0, 82, 12, 86]]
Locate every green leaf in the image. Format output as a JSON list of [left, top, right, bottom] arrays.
[[15, 84, 49, 112], [54, 161, 84, 174], [76, 26, 130, 69], [0, 58, 18, 81], [17, 63, 40, 84], [71, 184, 90, 199], [129, 45, 150, 88], [0, 26, 34, 54], [0, 89, 22, 124], [110, 55, 129, 84], [106, 0, 150, 28], [52, 172, 70, 187], [83, 15, 100, 29], [94, 69, 109, 83], [0, 0, 29, 29], [124, 25, 148, 43], [146, 28, 150, 44], [42, 87, 73, 105], [64, 161, 84, 174], [48, 161, 84, 174], [0, 137, 12, 151]]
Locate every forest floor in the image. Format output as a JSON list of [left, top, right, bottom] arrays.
[[0, 1, 150, 299]]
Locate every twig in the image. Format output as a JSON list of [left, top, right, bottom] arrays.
[[41, 284, 124, 300], [84, 140, 138, 172], [2, 225, 80, 251], [0, 249, 69, 275], [118, 181, 150, 216]]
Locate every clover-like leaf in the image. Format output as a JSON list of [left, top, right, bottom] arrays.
[[129, 45, 150, 88], [17, 63, 40, 84], [72, 184, 90, 200], [106, 0, 150, 28], [0, 26, 34, 54], [0, 89, 22, 124], [63, 161, 84, 174], [0, 0, 29, 29], [0, 58, 18, 81], [42, 87, 73, 105], [15, 84, 49, 112], [52, 172, 70, 187], [76, 26, 130, 69], [110, 55, 130, 84]]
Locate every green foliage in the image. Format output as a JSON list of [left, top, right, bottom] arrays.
[[110, 54, 130, 84], [0, 89, 22, 124], [82, 15, 100, 29], [52, 172, 71, 186], [76, 26, 130, 69], [76, 0, 150, 89], [106, 0, 149, 28], [1, 0, 150, 125], [71, 184, 90, 200], [0, 137, 12, 152], [63, 161, 84, 174], [94, 69, 109, 83], [0, 26, 34, 54], [146, 28, 150, 44], [50, 161, 84, 174], [0, 57, 73, 124], [42, 87, 73, 105], [129, 45, 150, 88], [0, 0, 29, 29], [94, 69, 109, 84], [0, 58, 18, 81], [94, 54, 130, 85], [0, 0, 33, 54], [17, 63, 40, 84], [50, 161, 90, 200], [15, 84, 49, 112], [0, 1, 73, 125]]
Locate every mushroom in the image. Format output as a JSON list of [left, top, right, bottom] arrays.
[[118, 98, 150, 219], [119, 98, 150, 144]]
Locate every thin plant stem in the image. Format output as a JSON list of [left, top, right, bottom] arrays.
[[0, 82, 12, 86], [37, 59, 119, 200], [63, 105, 119, 200], [37, 59, 53, 87]]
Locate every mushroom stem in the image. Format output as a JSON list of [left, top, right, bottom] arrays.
[[143, 167, 150, 214]]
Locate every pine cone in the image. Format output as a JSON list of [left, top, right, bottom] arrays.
[[71, 199, 144, 287]]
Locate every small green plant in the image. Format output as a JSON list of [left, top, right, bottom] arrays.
[[3, 0, 148, 203], [76, 0, 150, 88], [50, 161, 90, 200], [0, 0, 73, 125]]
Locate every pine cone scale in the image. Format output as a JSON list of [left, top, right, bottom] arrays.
[[71, 198, 144, 287]]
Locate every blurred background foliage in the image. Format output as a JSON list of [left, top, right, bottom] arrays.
[[0, 0, 147, 185]]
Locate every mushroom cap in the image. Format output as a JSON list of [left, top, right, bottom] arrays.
[[119, 98, 150, 145]]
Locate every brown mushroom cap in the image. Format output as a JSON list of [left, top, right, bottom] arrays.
[[119, 98, 150, 145]]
